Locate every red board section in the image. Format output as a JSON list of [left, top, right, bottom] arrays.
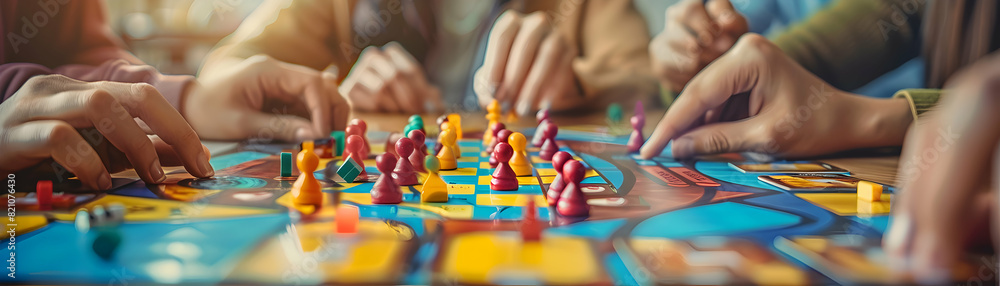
[[639, 166, 689, 187], [669, 167, 721, 187]]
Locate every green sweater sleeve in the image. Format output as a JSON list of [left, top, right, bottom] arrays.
[[893, 89, 942, 120], [773, 0, 924, 90]]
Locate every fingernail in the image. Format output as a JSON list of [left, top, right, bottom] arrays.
[[150, 159, 165, 183], [198, 155, 215, 178], [671, 137, 693, 158], [97, 174, 112, 190]]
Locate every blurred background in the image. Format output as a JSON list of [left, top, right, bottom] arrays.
[[105, 0, 921, 98]]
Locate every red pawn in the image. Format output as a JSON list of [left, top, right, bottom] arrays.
[[372, 154, 402, 204], [490, 142, 518, 191], [345, 125, 368, 159], [539, 124, 559, 160], [486, 122, 506, 153], [557, 160, 589, 217], [490, 129, 513, 167], [346, 135, 368, 178], [532, 117, 551, 147], [351, 119, 372, 158], [521, 200, 541, 242], [546, 151, 573, 205], [36, 181, 53, 210], [392, 138, 419, 186], [407, 130, 427, 172], [626, 115, 645, 153]]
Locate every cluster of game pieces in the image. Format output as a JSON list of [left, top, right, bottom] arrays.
[[30, 180, 78, 211], [74, 203, 126, 260]]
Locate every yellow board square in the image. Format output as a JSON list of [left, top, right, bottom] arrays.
[[475, 194, 548, 207], [531, 156, 549, 164], [480, 162, 493, 169], [439, 232, 603, 285], [796, 193, 891, 216], [459, 146, 479, 152], [477, 176, 539, 185], [539, 176, 557, 184], [584, 169, 599, 178], [458, 156, 478, 162], [440, 168, 477, 176], [537, 168, 557, 176], [448, 184, 476, 195]]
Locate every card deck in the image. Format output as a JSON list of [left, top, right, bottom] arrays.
[[729, 162, 847, 174], [758, 174, 861, 191]]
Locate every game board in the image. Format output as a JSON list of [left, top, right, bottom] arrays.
[[7, 123, 996, 285]]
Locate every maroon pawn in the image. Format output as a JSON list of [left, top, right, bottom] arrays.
[[486, 122, 506, 153], [557, 160, 588, 216], [346, 135, 367, 178], [351, 119, 372, 158], [407, 130, 427, 172], [532, 119, 551, 147], [490, 129, 514, 167], [392, 138, 419, 186], [372, 153, 402, 204], [521, 200, 541, 241], [490, 142, 518, 191], [384, 132, 405, 157], [539, 124, 559, 160], [546, 151, 573, 205], [626, 115, 645, 153]]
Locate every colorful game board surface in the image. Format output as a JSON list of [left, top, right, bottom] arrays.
[[8, 126, 995, 285]]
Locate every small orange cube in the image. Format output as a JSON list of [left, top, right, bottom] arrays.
[[335, 204, 359, 234], [857, 181, 884, 202]]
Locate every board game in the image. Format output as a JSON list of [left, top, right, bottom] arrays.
[[7, 114, 996, 285]]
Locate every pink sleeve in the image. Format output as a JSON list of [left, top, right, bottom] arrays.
[[0, 60, 193, 110]]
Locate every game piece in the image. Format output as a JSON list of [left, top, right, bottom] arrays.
[[345, 135, 368, 178], [539, 124, 560, 160], [484, 99, 501, 143], [407, 130, 428, 173], [447, 113, 462, 139], [436, 130, 459, 170], [409, 129, 428, 154], [392, 138, 419, 186], [93, 228, 122, 261], [75, 209, 90, 232], [302, 140, 315, 152], [331, 130, 345, 157], [318, 138, 334, 159], [384, 132, 405, 157], [490, 129, 513, 167], [371, 153, 403, 204], [531, 109, 550, 147], [627, 113, 645, 153], [329, 156, 363, 183], [521, 200, 541, 242], [36, 180, 52, 211], [490, 142, 518, 191], [421, 156, 448, 202], [345, 124, 366, 159], [546, 152, 573, 205], [607, 103, 623, 124], [335, 204, 359, 234], [485, 122, 506, 152], [440, 121, 461, 159], [857, 181, 883, 202], [280, 152, 293, 177], [557, 160, 589, 217], [292, 148, 322, 205], [349, 119, 371, 158], [508, 132, 532, 176], [51, 194, 76, 209]]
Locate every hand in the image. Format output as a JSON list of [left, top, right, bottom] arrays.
[[338, 42, 442, 114], [884, 54, 1000, 283], [188, 55, 351, 142], [474, 10, 580, 116], [0, 74, 214, 190], [649, 0, 748, 93], [638, 34, 913, 159]]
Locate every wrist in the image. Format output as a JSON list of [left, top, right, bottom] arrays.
[[849, 94, 914, 148]]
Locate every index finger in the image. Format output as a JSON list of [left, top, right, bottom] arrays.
[[639, 36, 763, 159], [481, 11, 524, 95], [98, 82, 214, 178]]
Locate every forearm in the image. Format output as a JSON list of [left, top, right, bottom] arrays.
[[844, 92, 914, 148]]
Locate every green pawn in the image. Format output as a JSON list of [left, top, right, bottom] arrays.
[[607, 103, 624, 124]]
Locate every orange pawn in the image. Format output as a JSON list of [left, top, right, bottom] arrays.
[[436, 130, 458, 170], [292, 148, 322, 205]]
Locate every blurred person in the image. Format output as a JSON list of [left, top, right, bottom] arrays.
[[639, 0, 999, 281], [197, 0, 656, 116]]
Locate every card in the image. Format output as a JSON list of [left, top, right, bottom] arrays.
[[758, 174, 861, 191], [729, 162, 847, 173]]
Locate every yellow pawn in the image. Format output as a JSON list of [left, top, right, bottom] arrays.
[[447, 113, 463, 139], [437, 130, 458, 170], [421, 156, 448, 202], [483, 100, 501, 144], [292, 148, 322, 205], [508, 132, 533, 176], [441, 121, 461, 159]]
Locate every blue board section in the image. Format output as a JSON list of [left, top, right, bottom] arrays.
[[547, 218, 625, 240], [210, 151, 270, 171], [632, 202, 801, 239], [10, 214, 289, 284]]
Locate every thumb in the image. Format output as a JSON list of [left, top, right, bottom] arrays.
[[670, 118, 763, 158], [706, 0, 748, 38]]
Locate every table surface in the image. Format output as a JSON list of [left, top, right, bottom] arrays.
[[191, 109, 899, 186]]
